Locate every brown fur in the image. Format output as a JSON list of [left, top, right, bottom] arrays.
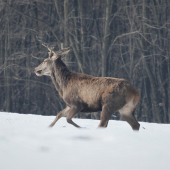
[[35, 51, 140, 130]]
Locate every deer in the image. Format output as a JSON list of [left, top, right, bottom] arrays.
[[34, 45, 140, 130]]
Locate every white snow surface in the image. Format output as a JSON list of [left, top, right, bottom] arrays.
[[0, 112, 170, 170]]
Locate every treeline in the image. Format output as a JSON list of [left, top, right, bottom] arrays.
[[0, 0, 170, 123]]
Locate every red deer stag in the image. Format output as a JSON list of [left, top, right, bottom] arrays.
[[34, 46, 140, 130]]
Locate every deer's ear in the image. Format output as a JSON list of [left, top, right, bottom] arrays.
[[51, 54, 58, 61], [61, 49, 70, 56], [51, 49, 70, 60]]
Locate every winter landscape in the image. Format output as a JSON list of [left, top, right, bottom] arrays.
[[0, 112, 170, 170]]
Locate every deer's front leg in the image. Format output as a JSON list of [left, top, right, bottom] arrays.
[[66, 106, 82, 128], [49, 106, 70, 127]]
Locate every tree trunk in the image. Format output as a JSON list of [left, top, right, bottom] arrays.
[[141, 0, 163, 123], [102, 0, 112, 77]]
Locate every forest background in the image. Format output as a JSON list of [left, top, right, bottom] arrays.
[[0, 0, 170, 123]]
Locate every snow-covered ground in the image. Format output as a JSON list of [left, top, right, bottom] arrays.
[[0, 112, 170, 170]]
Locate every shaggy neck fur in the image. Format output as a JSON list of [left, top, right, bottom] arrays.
[[50, 57, 71, 97]]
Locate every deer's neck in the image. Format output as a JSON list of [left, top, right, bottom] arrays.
[[51, 58, 71, 97]]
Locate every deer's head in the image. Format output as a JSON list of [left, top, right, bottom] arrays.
[[34, 46, 70, 77]]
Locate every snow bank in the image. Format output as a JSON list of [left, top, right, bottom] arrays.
[[0, 112, 170, 170]]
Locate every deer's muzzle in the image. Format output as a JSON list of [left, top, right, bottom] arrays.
[[35, 69, 42, 76]]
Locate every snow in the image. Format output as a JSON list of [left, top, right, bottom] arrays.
[[0, 112, 170, 170]]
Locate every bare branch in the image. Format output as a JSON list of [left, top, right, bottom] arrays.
[[1, 0, 60, 42]]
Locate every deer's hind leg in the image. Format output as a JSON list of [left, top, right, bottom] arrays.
[[98, 104, 119, 128], [49, 106, 70, 127], [119, 99, 140, 130], [120, 110, 140, 130], [98, 93, 126, 128]]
